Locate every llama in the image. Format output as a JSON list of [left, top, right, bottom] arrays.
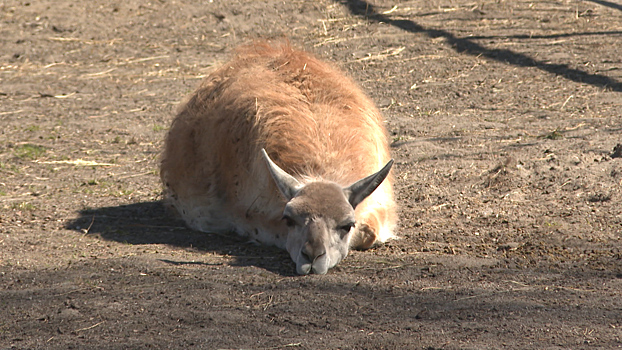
[[160, 41, 397, 274]]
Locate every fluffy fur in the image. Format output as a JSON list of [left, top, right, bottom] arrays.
[[161, 40, 396, 251]]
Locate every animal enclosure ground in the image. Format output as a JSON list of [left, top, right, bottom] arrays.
[[1, 0, 621, 349]]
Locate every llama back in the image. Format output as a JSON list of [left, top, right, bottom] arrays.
[[161, 41, 396, 248]]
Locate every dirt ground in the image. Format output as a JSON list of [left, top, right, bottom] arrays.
[[1, 0, 621, 348]]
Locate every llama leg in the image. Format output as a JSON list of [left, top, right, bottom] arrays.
[[352, 221, 379, 250], [351, 204, 396, 250]]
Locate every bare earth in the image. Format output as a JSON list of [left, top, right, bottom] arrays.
[[1, 0, 621, 349]]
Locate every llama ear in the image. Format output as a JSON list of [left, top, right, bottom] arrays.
[[261, 149, 301, 200], [344, 159, 393, 209]]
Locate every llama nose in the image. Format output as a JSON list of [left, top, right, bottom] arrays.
[[301, 243, 326, 263]]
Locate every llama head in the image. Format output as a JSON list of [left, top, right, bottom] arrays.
[[261, 149, 393, 275]]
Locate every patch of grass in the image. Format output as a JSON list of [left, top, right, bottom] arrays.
[[542, 129, 564, 140], [78, 179, 112, 194], [76, 180, 133, 198], [392, 136, 405, 143], [14, 144, 46, 160], [112, 189, 133, 197], [112, 136, 122, 144], [0, 162, 20, 173], [78, 179, 101, 194], [25, 125, 40, 132], [81, 188, 94, 195], [153, 124, 166, 132], [11, 202, 36, 211]]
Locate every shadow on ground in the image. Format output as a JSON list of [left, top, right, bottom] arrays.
[[338, 0, 622, 92], [66, 201, 295, 276]]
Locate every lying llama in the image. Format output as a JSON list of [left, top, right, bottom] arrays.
[[160, 41, 397, 274]]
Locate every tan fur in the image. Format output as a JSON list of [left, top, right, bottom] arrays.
[[161, 40, 397, 253]]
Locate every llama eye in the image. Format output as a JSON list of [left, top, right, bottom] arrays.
[[339, 222, 355, 232], [282, 215, 296, 227]]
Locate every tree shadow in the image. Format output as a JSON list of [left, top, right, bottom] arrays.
[[66, 201, 296, 276], [467, 30, 622, 41], [587, 0, 622, 12], [337, 0, 622, 92]]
